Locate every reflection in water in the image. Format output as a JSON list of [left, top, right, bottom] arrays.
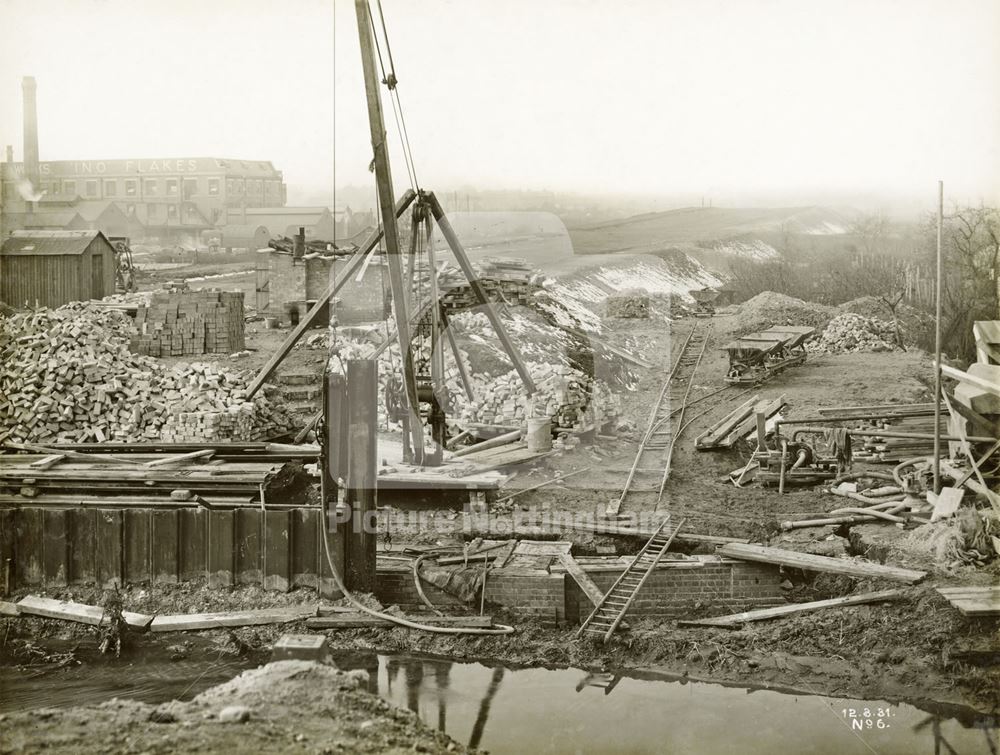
[[914, 714, 999, 755], [3, 644, 997, 755], [469, 666, 505, 750], [434, 663, 451, 732], [404, 660, 424, 715]]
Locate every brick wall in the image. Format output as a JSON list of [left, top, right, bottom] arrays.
[[566, 558, 782, 623], [336, 260, 387, 324], [375, 556, 783, 627], [266, 251, 305, 319]]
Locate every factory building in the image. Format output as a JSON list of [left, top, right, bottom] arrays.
[[1, 76, 288, 243]]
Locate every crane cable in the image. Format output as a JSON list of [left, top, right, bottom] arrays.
[[368, 0, 420, 191]]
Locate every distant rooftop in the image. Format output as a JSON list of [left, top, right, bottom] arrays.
[[2, 230, 110, 256]]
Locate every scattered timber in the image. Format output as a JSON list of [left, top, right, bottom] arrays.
[[558, 553, 606, 607], [936, 586, 1000, 617], [695, 396, 759, 450], [677, 588, 907, 628], [304, 614, 494, 629], [717, 543, 927, 584], [17, 595, 153, 630], [1, 601, 20, 617], [150, 607, 316, 632]]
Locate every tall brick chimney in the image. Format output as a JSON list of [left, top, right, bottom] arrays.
[[22, 76, 40, 189]]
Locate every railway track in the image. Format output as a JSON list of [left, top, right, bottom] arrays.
[[605, 323, 711, 518]]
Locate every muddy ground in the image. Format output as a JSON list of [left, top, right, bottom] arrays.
[[0, 658, 473, 754], [22, 261, 990, 723]]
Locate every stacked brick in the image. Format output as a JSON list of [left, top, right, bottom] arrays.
[[0, 303, 288, 444], [131, 290, 245, 357]]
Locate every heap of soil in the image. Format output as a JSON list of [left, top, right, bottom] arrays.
[[730, 291, 835, 336], [605, 289, 652, 318], [0, 660, 473, 754]]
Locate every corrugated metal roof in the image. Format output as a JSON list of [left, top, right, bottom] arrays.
[[1, 230, 111, 256]]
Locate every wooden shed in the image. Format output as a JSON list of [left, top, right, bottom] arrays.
[[218, 223, 270, 253], [0, 230, 117, 309]]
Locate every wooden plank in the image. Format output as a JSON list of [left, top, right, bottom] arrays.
[[304, 614, 494, 629], [0, 600, 19, 617], [150, 509, 179, 584], [290, 508, 319, 589], [17, 595, 153, 630], [149, 606, 316, 633], [178, 508, 207, 581], [942, 599, 1000, 617], [42, 509, 69, 586], [695, 396, 758, 449], [29, 454, 66, 470], [263, 510, 290, 592], [235, 508, 262, 585], [68, 508, 96, 583], [558, 553, 606, 607], [677, 589, 907, 627], [938, 362, 1000, 399], [94, 509, 123, 588], [123, 509, 151, 583], [143, 449, 215, 467], [3, 442, 143, 466], [718, 543, 926, 584], [207, 509, 235, 588]]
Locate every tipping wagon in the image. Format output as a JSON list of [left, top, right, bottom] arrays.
[[724, 325, 816, 385], [689, 287, 721, 317]]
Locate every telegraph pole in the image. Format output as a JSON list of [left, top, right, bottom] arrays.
[[933, 180, 943, 494]]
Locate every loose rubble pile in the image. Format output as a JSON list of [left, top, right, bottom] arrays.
[[605, 289, 651, 318], [809, 312, 898, 353], [0, 304, 289, 444], [452, 361, 621, 432], [732, 291, 835, 336], [837, 296, 932, 348]]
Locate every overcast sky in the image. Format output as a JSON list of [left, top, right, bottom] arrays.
[[1, 0, 998, 208]]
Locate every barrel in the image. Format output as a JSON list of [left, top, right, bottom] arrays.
[[526, 418, 552, 452]]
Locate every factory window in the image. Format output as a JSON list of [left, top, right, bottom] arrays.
[[226, 179, 234, 194], [104, 179, 117, 197], [167, 205, 178, 219], [85, 180, 98, 197], [236, 179, 245, 193], [125, 179, 137, 196], [143, 179, 157, 196], [126, 203, 136, 215], [63, 180, 76, 195], [208, 178, 220, 195], [165, 178, 178, 196], [182, 178, 197, 198], [146, 205, 157, 220]]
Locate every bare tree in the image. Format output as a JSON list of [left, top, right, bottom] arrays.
[[927, 205, 1000, 360]]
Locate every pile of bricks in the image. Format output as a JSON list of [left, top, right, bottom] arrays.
[[131, 290, 245, 357], [0, 303, 288, 444]]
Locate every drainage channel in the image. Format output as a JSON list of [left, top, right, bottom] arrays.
[[2, 642, 996, 754]]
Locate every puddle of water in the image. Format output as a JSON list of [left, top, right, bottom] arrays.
[[2, 643, 996, 755]]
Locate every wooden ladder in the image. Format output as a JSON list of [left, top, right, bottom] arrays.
[[575, 517, 684, 643]]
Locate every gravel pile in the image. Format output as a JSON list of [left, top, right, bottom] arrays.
[[732, 291, 835, 336], [809, 312, 898, 353], [0, 304, 289, 444]]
